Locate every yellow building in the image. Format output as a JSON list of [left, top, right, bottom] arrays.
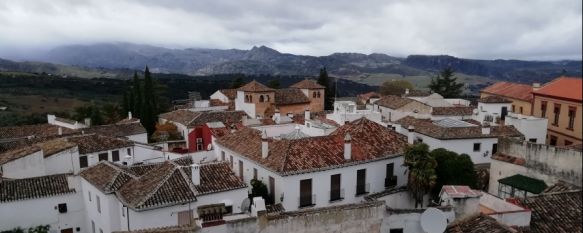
[[532, 77, 582, 146], [480, 82, 535, 115]]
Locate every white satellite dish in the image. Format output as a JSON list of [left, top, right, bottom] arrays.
[[420, 207, 447, 233], [207, 144, 213, 151], [240, 198, 251, 213]]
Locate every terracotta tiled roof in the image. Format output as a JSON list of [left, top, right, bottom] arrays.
[[542, 180, 581, 193], [395, 116, 523, 139], [0, 146, 41, 165], [219, 89, 237, 100], [216, 118, 407, 175], [238, 80, 274, 92], [492, 153, 526, 166], [518, 190, 582, 233], [160, 110, 245, 128], [481, 82, 534, 102], [0, 173, 75, 202], [533, 77, 582, 101], [85, 122, 146, 138], [159, 109, 201, 126], [116, 159, 245, 211], [80, 161, 137, 193], [479, 95, 513, 103], [432, 106, 475, 116], [375, 95, 415, 109], [0, 124, 77, 140], [441, 185, 482, 198], [66, 134, 134, 154], [0, 137, 77, 165], [290, 79, 325, 89], [275, 88, 311, 105], [38, 138, 77, 157], [446, 214, 517, 233]]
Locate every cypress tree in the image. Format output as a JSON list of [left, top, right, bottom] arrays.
[[428, 67, 464, 98], [132, 72, 142, 118], [141, 66, 156, 137], [317, 67, 334, 110]]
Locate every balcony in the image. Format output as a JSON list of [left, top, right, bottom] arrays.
[[385, 176, 397, 188], [355, 183, 370, 196], [298, 194, 316, 208], [329, 189, 345, 202]]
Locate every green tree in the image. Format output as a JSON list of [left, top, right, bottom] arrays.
[[102, 104, 122, 124], [122, 91, 130, 116], [141, 66, 157, 137], [317, 67, 335, 110], [267, 79, 281, 89], [404, 143, 437, 208], [131, 72, 142, 118], [428, 67, 464, 98], [230, 75, 245, 88], [379, 80, 415, 95], [430, 148, 478, 198], [249, 179, 273, 205]]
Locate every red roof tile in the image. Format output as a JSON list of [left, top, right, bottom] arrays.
[[481, 82, 534, 102], [275, 88, 311, 105], [533, 77, 582, 101], [219, 89, 237, 100], [432, 107, 474, 116], [290, 79, 325, 89], [395, 116, 523, 140], [238, 80, 274, 92]]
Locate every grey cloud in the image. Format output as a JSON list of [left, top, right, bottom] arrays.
[[0, 0, 580, 60]]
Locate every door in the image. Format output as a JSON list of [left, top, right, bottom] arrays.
[[356, 169, 367, 195], [501, 107, 508, 120], [269, 176, 275, 203], [61, 229, 73, 233], [300, 179, 313, 207], [330, 174, 341, 201], [385, 163, 395, 188], [492, 143, 498, 155]]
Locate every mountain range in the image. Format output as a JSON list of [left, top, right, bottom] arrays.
[[2, 42, 581, 85]]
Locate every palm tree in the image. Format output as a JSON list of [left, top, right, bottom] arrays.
[[404, 143, 437, 208]]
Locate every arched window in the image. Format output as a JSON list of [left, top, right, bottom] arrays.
[[313, 92, 317, 98], [317, 91, 321, 98], [250, 95, 253, 102], [259, 95, 265, 102], [245, 95, 249, 102], [266, 95, 270, 102]]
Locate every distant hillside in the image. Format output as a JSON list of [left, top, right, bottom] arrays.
[[0, 58, 133, 79], [35, 43, 581, 84]]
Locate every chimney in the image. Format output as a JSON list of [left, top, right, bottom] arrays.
[[405, 88, 410, 95], [407, 126, 415, 144], [251, 197, 266, 217], [128, 111, 132, 120], [304, 109, 311, 120], [191, 163, 201, 185], [532, 83, 541, 91], [47, 114, 56, 124], [261, 130, 269, 159], [274, 109, 281, 119], [344, 133, 352, 160], [58, 127, 63, 135], [84, 118, 91, 127], [482, 122, 491, 135]]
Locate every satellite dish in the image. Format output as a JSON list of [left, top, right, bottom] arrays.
[[472, 109, 479, 115], [207, 144, 213, 151], [240, 198, 251, 213], [420, 207, 447, 233]]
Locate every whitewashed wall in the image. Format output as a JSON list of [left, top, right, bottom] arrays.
[[505, 113, 547, 143], [81, 179, 122, 233], [210, 91, 230, 103], [127, 133, 148, 144], [235, 91, 256, 118], [411, 132, 498, 165], [1, 150, 45, 178], [45, 146, 80, 175]]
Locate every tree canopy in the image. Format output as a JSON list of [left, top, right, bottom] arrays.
[[379, 80, 415, 95], [428, 67, 464, 98], [317, 67, 335, 110], [267, 79, 281, 89], [404, 143, 437, 208], [430, 148, 478, 198]]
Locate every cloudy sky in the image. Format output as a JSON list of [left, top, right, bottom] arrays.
[[0, 0, 581, 60]]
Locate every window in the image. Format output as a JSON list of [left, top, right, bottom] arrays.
[[356, 169, 367, 195], [259, 95, 265, 102], [512, 105, 515, 112], [330, 174, 342, 201], [313, 92, 317, 98], [253, 168, 258, 180], [88, 191, 92, 202], [541, 101, 547, 118], [177, 210, 193, 226], [528, 138, 537, 143], [266, 95, 270, 102], [473, 143, 481, 152], [58, 203, 68, 213], [385, 163, 397, 188], [91, 221, 95, 233], [390, 229, 404, 233], [112, 150, 120, 162], [80, 156, 88, 168], [196, 138, 203, 151], [221, 151, 225, 161], [96, 195, 101, 213], [553, 104, 561, 126], [550, 135, 557, 146], [230, 155, 233, 168], [299, 179, 313, 207], [492, 143, 498, 155], [238, 160, 244, 180], [568, 107, 576, 130], [519, 106, 523, 114], [565, 140, 573, 146], [317, 92, 321, 98], [127, 148, 131, 156], [98, 153, 108, 161]]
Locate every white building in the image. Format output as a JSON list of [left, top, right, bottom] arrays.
[[393, 117, 523, 164], [0, 174, 85, 232], [326, 100, 382, 125], [214, 118, 409, 211], [79, 157, 247, 232], [47, 114, 90, 129]]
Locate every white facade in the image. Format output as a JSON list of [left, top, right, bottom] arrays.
[[235, 91, 256, 118], [210, 90, 231, 103], [47, 114, 89, 129], [1, 150, 45, 178], [81, 179, 122, 233], [327, 101, 382, 126], [214, 142, 408, 211], [126, 133, 148, 144], [301, 120, 336, 136], [502, 113, 547, 144], [475, 102, 510, 123]]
